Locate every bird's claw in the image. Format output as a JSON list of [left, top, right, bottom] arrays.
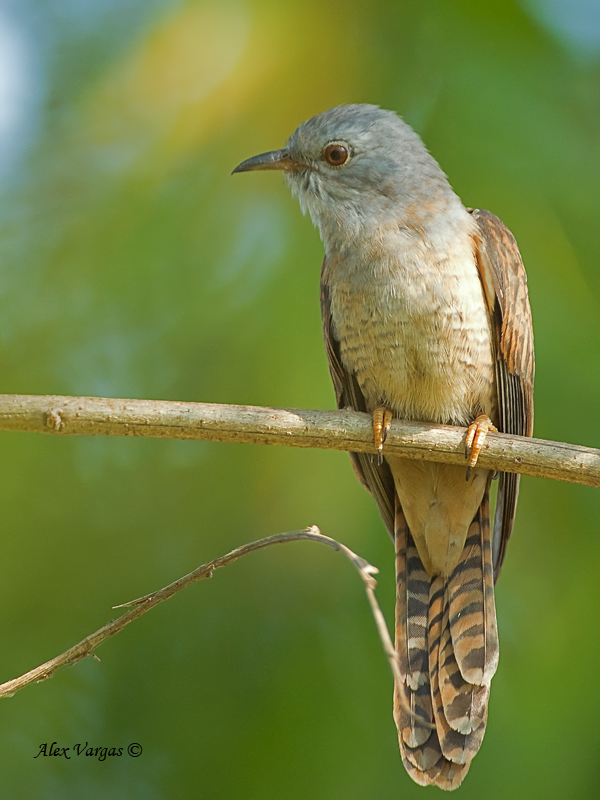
[[465, 414, 497, 480], [373, 406, 393, 466]]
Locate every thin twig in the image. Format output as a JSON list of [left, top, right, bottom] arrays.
[[0, 527, 403, 702], [0, 394, 598, 487]]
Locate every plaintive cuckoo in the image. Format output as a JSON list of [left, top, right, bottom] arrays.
[[233, 104, 534, 790]]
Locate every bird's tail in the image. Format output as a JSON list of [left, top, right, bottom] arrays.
[[393, 483, 498, 791]]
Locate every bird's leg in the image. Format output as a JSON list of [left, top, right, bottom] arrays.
[[373, 406, 393, 465], [465, 414, 497, 480]]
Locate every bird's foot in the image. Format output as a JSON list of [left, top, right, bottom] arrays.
[[465, 414, 497, 480], [373, 406, 393, 465]]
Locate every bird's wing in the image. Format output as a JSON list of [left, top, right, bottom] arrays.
[[470, 209, 535, 579], [320, 261, 396, 539]]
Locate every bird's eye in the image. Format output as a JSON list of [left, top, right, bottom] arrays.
[[324, 143, 350, 167]]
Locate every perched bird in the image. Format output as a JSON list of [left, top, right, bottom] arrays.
[[233, 104, 534, 790]]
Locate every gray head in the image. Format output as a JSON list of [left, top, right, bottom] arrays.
[[233, 104, 461, 253]]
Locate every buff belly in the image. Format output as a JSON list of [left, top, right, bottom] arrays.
[[328, 245, 495, 576]]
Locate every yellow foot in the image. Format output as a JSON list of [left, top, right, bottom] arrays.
[[373, 406, 393, 465], [465, 414, 497, 480]]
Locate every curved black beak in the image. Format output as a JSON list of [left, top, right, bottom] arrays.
[[232, 149, 301, 174]]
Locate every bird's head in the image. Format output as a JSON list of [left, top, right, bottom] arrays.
[[233, 104, 455, 252]]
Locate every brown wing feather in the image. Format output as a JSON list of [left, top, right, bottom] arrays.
[[320, 260, 396, 539], [470, 209, 534, 579]]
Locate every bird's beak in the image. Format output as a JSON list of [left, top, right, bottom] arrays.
[[232, 149, 303, 174]]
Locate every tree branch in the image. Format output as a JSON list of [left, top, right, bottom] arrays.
[[0, 527, 404, 702], [0, 393, 597, 487]]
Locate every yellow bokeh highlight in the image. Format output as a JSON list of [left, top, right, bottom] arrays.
[[83, 0, 364, 175]]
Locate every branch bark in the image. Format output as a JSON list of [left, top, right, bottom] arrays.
[[0, 527, 404, 702], [0, 394, 598, 487]]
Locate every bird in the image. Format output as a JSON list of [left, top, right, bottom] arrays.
[[233, 104, 534, 790]]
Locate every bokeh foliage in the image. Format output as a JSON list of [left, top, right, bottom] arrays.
[[1, 0, 599, 797]]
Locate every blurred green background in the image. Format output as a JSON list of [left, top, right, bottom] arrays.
[[1, 0, 599, 797]]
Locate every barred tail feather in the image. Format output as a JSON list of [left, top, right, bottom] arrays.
[[394, 488, 499, 791], [448, 486, 498, 687], [394, 506, 433, 753], [395, 506, 429, 691]]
